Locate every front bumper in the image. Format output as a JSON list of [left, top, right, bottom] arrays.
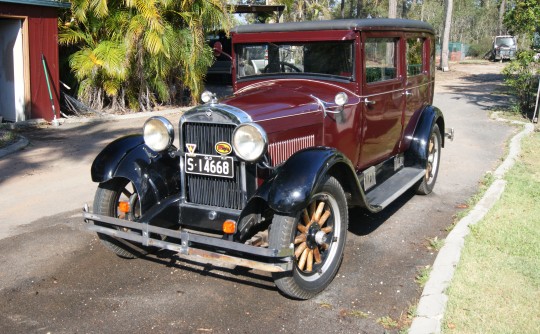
[[496, 49, 516, 60], [82, 208, 293, 273]]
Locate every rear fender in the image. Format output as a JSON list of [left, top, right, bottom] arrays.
[[91, 135, 180, 212], [405, 106, 444, 168]]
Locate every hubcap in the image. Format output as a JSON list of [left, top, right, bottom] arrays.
[[293, 197, 334, 273]]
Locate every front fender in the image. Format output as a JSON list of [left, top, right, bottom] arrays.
[[91, 135, 180, 212], [406, 105, 444, 168], [255, 147, 357, 214]]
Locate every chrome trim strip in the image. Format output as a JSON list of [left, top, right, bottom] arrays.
[[180, 103, 252, 125], [255, 110, 320, 124], [362, 81, 433, 99]]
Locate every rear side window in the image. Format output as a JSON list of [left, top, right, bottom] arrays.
[[407, 37, 425, 77], [365, 38, 397, 83]]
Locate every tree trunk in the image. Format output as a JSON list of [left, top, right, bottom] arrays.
[[498, 0, 506, 35], [340, 0, 345, 18], [388, 0, 397, 18], [357, 0, 363, 18], [440, 0, 453, 72]]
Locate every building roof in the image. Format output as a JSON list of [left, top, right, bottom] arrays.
[[233, 18, 434, 34], [0, 0, 70, 8]]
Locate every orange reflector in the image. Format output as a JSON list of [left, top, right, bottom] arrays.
[[118, 201, 130, 213], [222, 220, 236, 234]]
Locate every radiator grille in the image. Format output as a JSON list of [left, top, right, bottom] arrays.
[[183, 123, 235, 154], [182, 122, 244, 210], [268, 135, 315, 166]]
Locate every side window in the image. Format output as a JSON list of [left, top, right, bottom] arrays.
[[406, 37, 424, 77], [365, 38, 397, 83]]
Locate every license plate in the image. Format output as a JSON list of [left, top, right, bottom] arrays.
[[185, 154, 234, 178]]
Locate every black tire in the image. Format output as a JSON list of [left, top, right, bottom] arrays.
[[269, 176, 348, 299], [93, 178, 144, 259], [416, 124, 442, 195]]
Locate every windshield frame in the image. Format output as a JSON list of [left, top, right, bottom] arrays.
[[232, 30, 358, 85], [234, 40, 356, 83]]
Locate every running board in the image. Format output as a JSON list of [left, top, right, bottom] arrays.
[[365, 167, 425, 209]]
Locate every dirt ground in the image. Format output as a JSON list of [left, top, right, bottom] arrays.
[[435, 61, 508, 93]]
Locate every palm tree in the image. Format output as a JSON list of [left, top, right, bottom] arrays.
[[59, 0, 231, 111]]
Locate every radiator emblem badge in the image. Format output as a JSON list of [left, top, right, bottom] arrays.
[[215, 142, 232, 155], [186, 143, 197, 155]]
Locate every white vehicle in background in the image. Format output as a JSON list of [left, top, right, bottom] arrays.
[[491, 35, 517, 61]]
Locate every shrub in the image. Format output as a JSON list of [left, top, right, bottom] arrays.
[[502, 50, 540, 118]]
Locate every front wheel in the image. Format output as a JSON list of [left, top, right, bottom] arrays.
[[416, 124, 442, 195], [269, 176, 348, 299], [93, 178, 144, 259]]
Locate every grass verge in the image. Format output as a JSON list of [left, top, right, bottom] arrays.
[[0, 129, 17, 149], [442, 129, 540, 333]]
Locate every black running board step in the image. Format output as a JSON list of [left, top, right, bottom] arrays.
[[365, 167, 425, 210]]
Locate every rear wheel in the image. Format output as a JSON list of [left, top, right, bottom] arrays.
[[269, 176, 348, 299], [416, 124, 442, 195], [93, 178, 144, 259]]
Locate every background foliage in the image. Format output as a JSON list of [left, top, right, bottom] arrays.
[[60, 0, 539, 115], [60, 0, 232, 111]]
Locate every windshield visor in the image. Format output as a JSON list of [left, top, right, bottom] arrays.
[[235, 41, 354, 81]]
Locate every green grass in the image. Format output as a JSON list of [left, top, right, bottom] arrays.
[[443, 130, 540, 333], [0, 129, 17, 149], [415, 265, 432, 287]]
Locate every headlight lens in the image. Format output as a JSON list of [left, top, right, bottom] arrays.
[[143, 116, 174, 152], [232, 123, 267, 162]]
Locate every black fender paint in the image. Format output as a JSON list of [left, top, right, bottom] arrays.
[[91, 135, 180, 213], [253, 147, 366, 215], [405, 105, 445, 168]]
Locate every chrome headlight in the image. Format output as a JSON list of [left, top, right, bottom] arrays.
[[232, 123, 267, 162], [143, 116, 174, 152]]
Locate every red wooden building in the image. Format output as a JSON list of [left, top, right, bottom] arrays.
[[0, 0, 69, 122]]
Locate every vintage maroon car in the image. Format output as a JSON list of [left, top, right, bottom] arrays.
[[83, 18, 453, 299]]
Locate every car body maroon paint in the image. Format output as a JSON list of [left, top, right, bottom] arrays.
[[84, 18, 452, 299]]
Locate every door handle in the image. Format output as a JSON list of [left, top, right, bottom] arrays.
[[363, 98, 376, 106], [403, 90, 413, 96]]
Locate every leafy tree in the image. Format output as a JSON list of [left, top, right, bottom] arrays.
[[503, 0, 540, 44], [502, 0, 540, 118], [502, 51, 539, 117], [60, 0, 231, 111]]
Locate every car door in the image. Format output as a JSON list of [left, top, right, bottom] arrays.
[[402, 34, 431, 146], [357, 33, 405, 169]]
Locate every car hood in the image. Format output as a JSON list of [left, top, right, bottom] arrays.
[[221, 80, 352, 123]]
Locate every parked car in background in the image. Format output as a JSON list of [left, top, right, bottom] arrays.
[[491, 35, 517, 61], [83, 18, 453, 299]]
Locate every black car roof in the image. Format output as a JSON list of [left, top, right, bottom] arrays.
[[232, 18, 434, 34]]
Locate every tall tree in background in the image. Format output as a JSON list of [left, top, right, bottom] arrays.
[[388, 0, 397, 18], [498, 0, 506, 35], [60, 0, 231, 111], [440, 0, 453, 71]]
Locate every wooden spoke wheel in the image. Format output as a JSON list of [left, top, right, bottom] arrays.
[[270, 176, 348, 299], [416, 124, 442, 195]]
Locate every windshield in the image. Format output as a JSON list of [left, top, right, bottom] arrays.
[[235, 41, 354, 80], [495, 37, 515, 47]]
